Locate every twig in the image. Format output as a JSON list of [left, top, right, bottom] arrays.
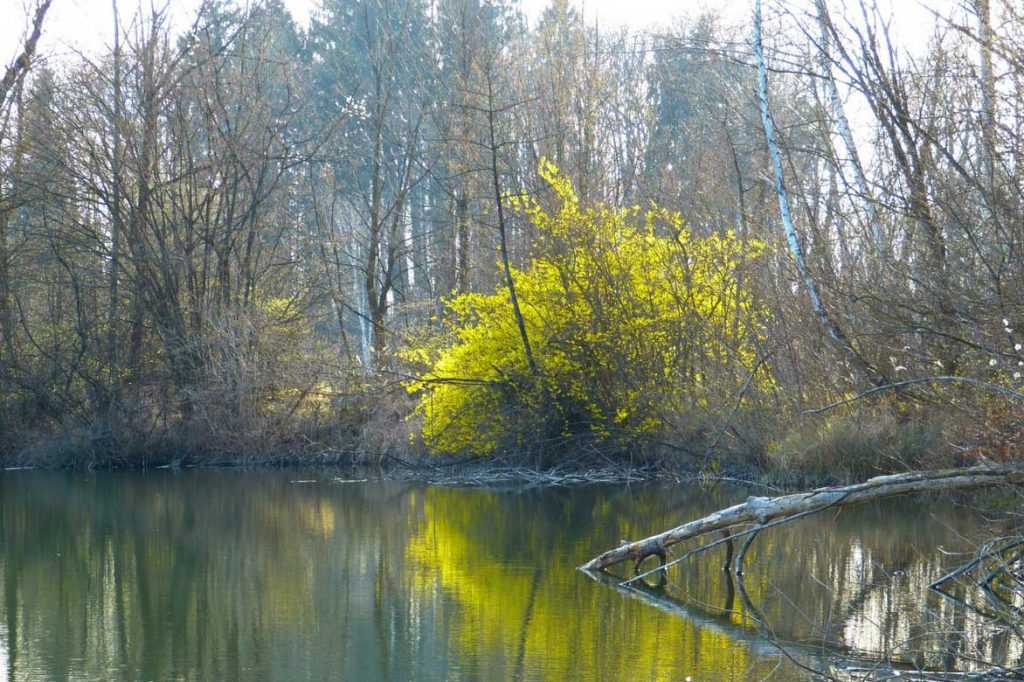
[[805, 376, 1024, 415]]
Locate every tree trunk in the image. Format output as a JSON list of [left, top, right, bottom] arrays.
[[754, 0, 885, 388], [581, 465, 1024, 573], [486, 74, 538, 378], [976, 0, 997, 192], [0, 0, 53, 113], [815, 0, 886, 261], [106, 0, 123, 410], [455, 192, 469, 294], [0, 207, 13, 366]]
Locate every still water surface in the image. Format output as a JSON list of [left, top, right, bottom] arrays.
[[0, 470, 1014, 680]]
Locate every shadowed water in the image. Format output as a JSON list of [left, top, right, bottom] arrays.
[[0, 469, 1017, 680]]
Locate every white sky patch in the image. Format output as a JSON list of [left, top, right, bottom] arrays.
[[2, 0, 946, 64], [0, 0, 315, 63]]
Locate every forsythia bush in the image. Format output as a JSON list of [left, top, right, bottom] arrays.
[[406, 160, 767, 455]]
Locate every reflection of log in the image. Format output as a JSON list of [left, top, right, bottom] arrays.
[[581, 569, 814, 658], [581, 466, 1024, 573], [583, 569, 928, 673]]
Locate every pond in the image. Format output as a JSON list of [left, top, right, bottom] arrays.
[[0, 469, 1017, 680]]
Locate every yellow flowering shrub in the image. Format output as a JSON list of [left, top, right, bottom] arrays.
[[407, 160, 767, 455]]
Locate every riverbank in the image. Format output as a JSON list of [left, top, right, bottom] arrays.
[[1, 443, 1014, 502], [0, 448, 737, 487], [2, 399, 1019, 490]]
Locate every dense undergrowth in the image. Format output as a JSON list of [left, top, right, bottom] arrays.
[[4, 1, 1024, 485], [3, 164, 1022, 482]]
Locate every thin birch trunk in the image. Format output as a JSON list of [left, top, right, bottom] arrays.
[[754, 0, 884, 388], [815, 0, 886, 260]]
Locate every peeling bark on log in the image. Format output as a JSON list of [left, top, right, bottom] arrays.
[[580, 466, 1024, 573]]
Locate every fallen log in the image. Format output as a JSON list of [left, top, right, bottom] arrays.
[[580, 465, 1024, 573]]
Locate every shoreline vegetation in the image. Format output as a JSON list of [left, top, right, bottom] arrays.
[[0, 437, 1013, 495], [1, 0, 1022, 488]]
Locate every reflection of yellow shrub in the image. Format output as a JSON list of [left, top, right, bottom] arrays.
[[405, 487, 770, 680], [406, 160, 768, 455]]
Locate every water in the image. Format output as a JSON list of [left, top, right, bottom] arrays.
[[0, 469, 1016, 680]]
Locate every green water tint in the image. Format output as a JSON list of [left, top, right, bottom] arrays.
[[0, 470, 1017, 680]]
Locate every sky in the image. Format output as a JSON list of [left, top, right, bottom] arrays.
[[2, 0, 944, 67]]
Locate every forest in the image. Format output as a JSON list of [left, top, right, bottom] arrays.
[[1, 0, 1022, 479]]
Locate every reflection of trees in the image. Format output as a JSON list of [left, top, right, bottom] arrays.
[[0, 476, 1018, 680], [0, 472, 423, 680]]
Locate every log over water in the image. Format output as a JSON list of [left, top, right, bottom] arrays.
[[580, 465, 1024, 573]]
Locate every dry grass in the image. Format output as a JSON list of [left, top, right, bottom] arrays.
[[765, 408, 948, 486]]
